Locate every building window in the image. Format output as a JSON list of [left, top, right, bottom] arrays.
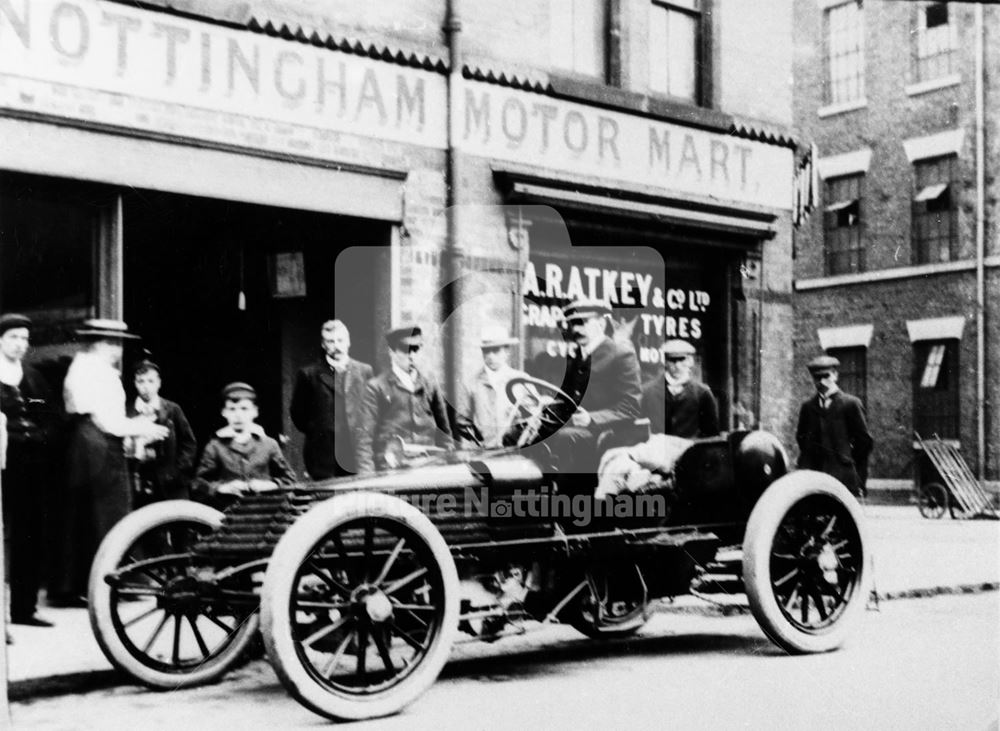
[[823, 1, 865, 105], [913, 2, 956, 83], [823, 174, 864, 275], [827, 346, 867, 410], [0, 175, 104, 325], [912, 155, 957, 264], [551, 0, 607, 79], [913, 340, 959, 439], [648, 0, 701, 104]]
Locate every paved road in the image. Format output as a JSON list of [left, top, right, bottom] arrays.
[[10, 593, 998, 731]]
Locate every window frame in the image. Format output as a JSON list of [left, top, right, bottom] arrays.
[[912, 338, 960, 440], [912, 155, 958, 265], [647, 0, 708, 106], [822, 1, 865, 106], [826, 345, 867, 411], [822, 173, 865, 276], [911, 2, 957, 84]]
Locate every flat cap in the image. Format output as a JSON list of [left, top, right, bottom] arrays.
[[221, 381, 257, 402], [0, 313, 31, 336], [661, 339, 696, 358], [76, 318, 140, 341], [806, 355, 840, 373], [385, 324, 423, 350], [133, 359, 161, 376], [562, 298, 612, 322], [479, 324, 518, 349]]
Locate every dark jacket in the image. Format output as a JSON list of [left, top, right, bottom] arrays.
[[193, 426, 295, 506], [290, 357, 373, 478], [641, 377, 720, 439], [559, 337, 642, 429], [796, 390, 874, 495], [356, 369, 454, 474], [126, 397, 198, 498]]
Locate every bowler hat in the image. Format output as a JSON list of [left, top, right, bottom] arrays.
[[76, 318, 140, 341], [0, 313, 31, 336], [562, 298, 612, 322], [806, 355, 840, 373], [479, 325, 518, 349], [386, 325, 423, 350], [221, 381, 257, 402], [661, 339, 696, 359]]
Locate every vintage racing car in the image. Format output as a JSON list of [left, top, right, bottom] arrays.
[[88, 376, 871, 722]]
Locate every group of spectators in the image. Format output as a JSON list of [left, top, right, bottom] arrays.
[[1, 298, 872, 631]]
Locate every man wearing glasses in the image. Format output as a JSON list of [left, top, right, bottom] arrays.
[[356, 325, 453, 474], [641, 339, 719, 439], [795, 355, 873, 497]]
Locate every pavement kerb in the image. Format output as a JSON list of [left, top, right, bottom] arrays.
[[8, 580, 998, 702]]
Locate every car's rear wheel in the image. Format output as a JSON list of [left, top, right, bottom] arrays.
[[261, 492, 459, 722], [88, 501, 260, 688], [742, 471, 870, 654]]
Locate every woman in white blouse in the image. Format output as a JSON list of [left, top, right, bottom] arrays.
[[51, 319, 168, 607]]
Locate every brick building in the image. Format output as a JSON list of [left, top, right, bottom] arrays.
[[792, 0, 999, 488], [0, 0, 799, 474]]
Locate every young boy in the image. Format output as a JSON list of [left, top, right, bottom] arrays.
[[127, 360, 198, 505], [194, 382, 295, 508]]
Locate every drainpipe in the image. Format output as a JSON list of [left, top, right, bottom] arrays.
[[974, 4, 985, 480], [443, 0, 464, 404]]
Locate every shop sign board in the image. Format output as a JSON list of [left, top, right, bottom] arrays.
[[0, 0, 447, 153]]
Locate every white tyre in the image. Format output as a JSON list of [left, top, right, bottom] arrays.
[[88, 500, 260, 688], [261, 492, 460, 722], [743, 471, 871, 654]]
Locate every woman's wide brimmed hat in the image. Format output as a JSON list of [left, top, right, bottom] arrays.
[[75, 318, 140, 341]]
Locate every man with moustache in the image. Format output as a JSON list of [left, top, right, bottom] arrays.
[[290, 320, 374, 479], [356, 325, 453, 474], [545, 298, 643, 480]]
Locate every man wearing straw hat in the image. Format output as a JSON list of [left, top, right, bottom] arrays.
[[456, 324, 528, 448], [51, 319, 168, 607]]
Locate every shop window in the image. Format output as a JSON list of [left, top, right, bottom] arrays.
[[551, 0, 607, 79], [826, 346, 867, 410], [912, 2, 956, 83], [823, 1, 865, 105], [648, 0, 702, 104], [0, 177, 105, 325], [823, 174, 865, 275], [913, 339, 959, 440], [912, 155, 957, 265]]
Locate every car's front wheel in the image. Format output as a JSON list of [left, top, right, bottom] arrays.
[[742, 471, 871, 654]]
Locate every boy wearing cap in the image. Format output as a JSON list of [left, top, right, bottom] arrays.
[[193, 382, 295, 507], [795, 355, 873, 497], [641, 339, 719, 439], [356, 325, 453, 473], [127, 360, 198, 505], [455, 325, 529, 448]]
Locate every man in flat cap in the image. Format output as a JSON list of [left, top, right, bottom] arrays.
[[547, 298, 642, 477], [356, 325, 453, 473], [455, 324, 529, 448], [641, 339, 719, 439], [290, 320, 373, 479], [795, 355, 873, 497]]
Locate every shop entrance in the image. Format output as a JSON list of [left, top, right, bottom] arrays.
[[123, 191, 390, 472]]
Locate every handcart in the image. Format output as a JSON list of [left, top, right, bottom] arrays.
[[913, 432, 999, 520]]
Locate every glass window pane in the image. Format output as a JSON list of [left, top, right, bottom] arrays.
[[575, 0, 605, 77], [667, 10, 697, 101], [551, 0, 575, 70], [649, 6, 669, 93]]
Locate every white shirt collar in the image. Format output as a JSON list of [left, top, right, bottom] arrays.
[[0, 358, 23, 387], [392, 364, 417, 392], [216, 423, 266, 439], [580, 334, 607, 359], [326, 355, 348, 373], [134, 395, 162, 415]]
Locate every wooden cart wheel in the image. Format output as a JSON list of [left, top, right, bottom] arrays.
[[917, 482, 948, 520], [261, 492, 459, 722], [88, 501, 260, 688], [742, 471, 871, 654]]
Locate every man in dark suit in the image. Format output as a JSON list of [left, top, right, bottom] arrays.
[[795, 355, 874, 497], [641, 339, 719, 439], [290, 320, 373, 479], [356, 325, 453, 474], [546, 298, 642, 476]]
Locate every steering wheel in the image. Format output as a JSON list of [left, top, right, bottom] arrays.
[[501, 375, 579, 448]]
